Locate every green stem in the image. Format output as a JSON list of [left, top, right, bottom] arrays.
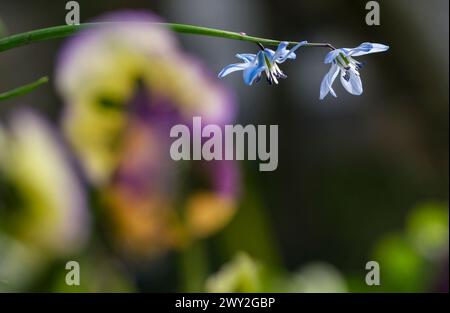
[[0, 22, 335, 53], [0, 76, 49, 101], [178, 242, 209, 292]]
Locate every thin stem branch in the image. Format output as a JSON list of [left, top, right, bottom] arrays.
[[304, 42, 336, 50], [257, 42, 265, 50], [0, 22, 335, 53], [0, 76, 49, 101]]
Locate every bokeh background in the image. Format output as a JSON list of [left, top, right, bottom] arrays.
[[0, 0, 448, 292]]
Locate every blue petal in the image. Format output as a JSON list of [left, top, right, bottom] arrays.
[[277, 40, 308, 63], [340, 70, 363, 95], [324, 49, 342, 64], [243, 51, 266, 85], [272, 41, 290, 62], [218, 63, 249, 78], [346, 42, 389, 57], [320, 63, 340, 100], [264, 48, 276, 59], [236, 53, 256, 63]]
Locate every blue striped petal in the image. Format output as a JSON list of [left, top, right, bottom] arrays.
[[346, 42, 389, 57], [218, 63, 249, 78], [340, 70, 363, 95], [320, 63, 340, 99], [243, 51, 266, 85]]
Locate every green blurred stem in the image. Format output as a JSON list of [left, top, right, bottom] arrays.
[[178, 241, 209, 292], [0, 76, 48, 101], [0, 22, 335, 52]]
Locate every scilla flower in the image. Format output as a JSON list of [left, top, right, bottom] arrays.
[[219, 41, 308, 85], [320, 42, 389, 99]]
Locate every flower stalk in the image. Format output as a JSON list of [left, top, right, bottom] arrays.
[[0, 76, 48, 101], [0, 22, 333, 53]]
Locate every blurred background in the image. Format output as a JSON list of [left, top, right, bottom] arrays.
[[0, 0, 448, 292]]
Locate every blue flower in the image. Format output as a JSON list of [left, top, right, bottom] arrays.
[[218, 41, 308, 85], [319, 42, 389, 100]]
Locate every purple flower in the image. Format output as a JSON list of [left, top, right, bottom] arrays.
[[56, 11, 240, 258]]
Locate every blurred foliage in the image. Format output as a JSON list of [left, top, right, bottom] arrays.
[[205, 252, 268, 293], [49, 254, 134, 293], [406, 202, 449, 260], [286, 263, 348, 293], [206, 202, 448, 294], [346, 202, 448, 292], [205, 252, 347, 293], [372, 202, 448, 292], [373, 234, 426, 292]]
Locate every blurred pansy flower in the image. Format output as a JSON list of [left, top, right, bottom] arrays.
[[320, 42, 389, 99], [56, 11, 240, 259], [0, 85, 89, 291], [218, 41, 307, 85], [0, 111, 89, 257]]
